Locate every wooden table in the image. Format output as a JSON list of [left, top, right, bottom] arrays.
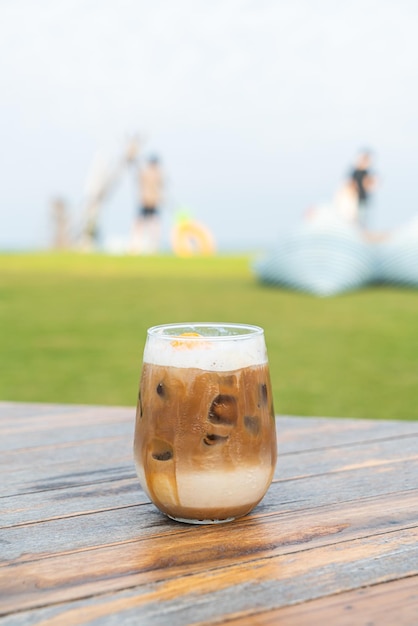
[[1, 402, 418, 625]]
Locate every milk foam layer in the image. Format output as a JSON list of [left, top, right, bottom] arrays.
[[144, 330, 267, 371]]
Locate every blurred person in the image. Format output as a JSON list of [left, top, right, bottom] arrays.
[[131, 155, 164, 254], [349, 150, 378, 229]]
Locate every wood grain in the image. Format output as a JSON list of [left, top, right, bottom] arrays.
[[1, 490, 417, 614], [2, 432, 417, 526], [195, 575, 418, 626], [1, 402, 418, 626]]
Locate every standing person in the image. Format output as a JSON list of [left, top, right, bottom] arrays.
[[131, 155, 164, 254], [349, 150, 378, 229]]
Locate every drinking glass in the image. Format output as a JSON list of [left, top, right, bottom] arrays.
[[134, 323, 277, 524]]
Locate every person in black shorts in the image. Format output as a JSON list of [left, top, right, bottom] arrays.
[[349, 150, 378, 229], [140, 207, 158, 218], [131, 156, 164, 253]]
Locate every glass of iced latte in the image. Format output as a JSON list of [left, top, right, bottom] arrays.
[[134, 323, 277, 524]]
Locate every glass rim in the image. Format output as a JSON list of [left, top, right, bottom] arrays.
[[147, 322, 264, 341]]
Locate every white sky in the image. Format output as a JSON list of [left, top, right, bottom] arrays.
[[1, 0, 418, 250]]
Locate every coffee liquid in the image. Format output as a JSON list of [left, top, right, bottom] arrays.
[[134, 362, 277, 522]]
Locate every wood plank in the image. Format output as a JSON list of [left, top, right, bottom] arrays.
[[2, 404, 418, 624], [1, 527, 417, 625], [0, 478, 147, 528], [2, 413, 417, 497], [2, 434, 418, 525], [1, 438, 134, 497], [0, 414, 133, 452], [1, 490, 417, 613], [277, 415, 418, 453], [2, 403, 418, 452], [2, 455, 418, 559], [210, 575, 418, 626]]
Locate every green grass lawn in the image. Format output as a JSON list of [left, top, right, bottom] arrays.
[[0, 252, 417, 419]]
